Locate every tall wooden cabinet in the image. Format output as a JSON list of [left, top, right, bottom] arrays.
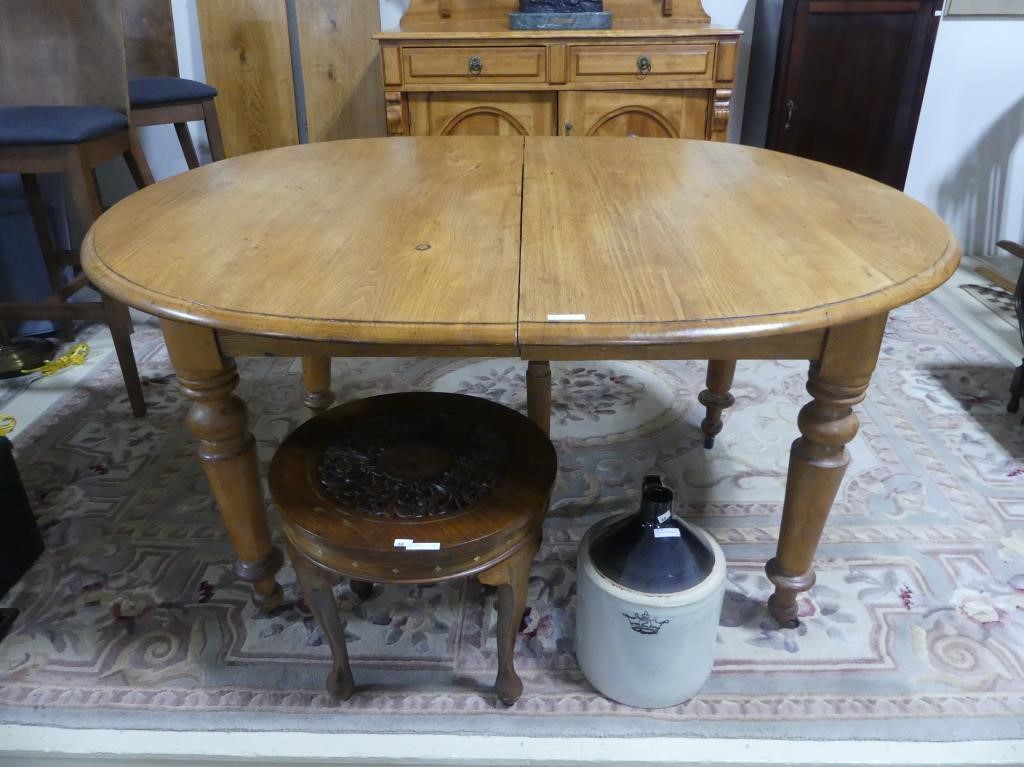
[[375, 0, 741, 142], [766, 0, 941, 189]]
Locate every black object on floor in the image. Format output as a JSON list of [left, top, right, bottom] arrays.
[[0, 436, 43, 598], [0, 608, 19, 643]]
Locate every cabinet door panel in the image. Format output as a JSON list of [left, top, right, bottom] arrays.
[[767, 0, 941, 188], [408, 92, 556, 136], [559, 91, 709, 140]]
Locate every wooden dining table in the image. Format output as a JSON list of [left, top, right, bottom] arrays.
[[82, 136, 959, 626]]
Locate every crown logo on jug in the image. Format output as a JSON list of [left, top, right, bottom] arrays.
[[623, 610, 670, 635]]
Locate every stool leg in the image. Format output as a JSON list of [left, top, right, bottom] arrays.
[[301, 356, 335, 412], [126, 129, 155, 187], [349, 579, 374, 600], [290, 543, 355, 700], [20, 173, 73, 341], [699, 359, 736, 449], [66, 148, 146, 417], [202, 99, 226, 162], [526, 361, 551, 436], [478, 538, 539, 705], [102, 296, 147, 418], [174, 123, 201, 170], [1009, 361, 1023, 415]]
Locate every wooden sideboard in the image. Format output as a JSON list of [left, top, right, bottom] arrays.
[[375, 0, 741, 141]]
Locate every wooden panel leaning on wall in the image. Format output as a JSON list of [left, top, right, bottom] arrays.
[[297, 0, 387, 141], [196, 0, 298, 157], [196, 0, 387, 155]]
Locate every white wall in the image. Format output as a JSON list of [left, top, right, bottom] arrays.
[[904, 17, 1024, 257]]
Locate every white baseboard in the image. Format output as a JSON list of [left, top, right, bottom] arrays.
[[1, 727, 1022, 767]]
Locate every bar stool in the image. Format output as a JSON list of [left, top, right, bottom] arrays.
[[123, 0, 225, 174], [0, 0, 148, 416], [269, 392, 557, 705]]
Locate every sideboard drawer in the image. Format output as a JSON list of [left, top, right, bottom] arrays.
[[568, 44, 714, 84], [402, 46, 547, 84]]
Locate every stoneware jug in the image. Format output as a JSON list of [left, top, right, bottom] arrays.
[[575, 476, 726, 708]]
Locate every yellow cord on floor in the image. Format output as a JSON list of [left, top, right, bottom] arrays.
[[22, 342, 90, 377], [0, 342, 92, 438]]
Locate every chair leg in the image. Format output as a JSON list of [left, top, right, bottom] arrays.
[[67, 146, 146, 418], [1009, 361, 1024, 416], [201, 98, 226, 162], [20, 173, 73, 341], [289, 543, 355, 700], [102, 296, 146, 418], [126, 129, 155, 187], [478, 538, 538, 706], [174, 123, 200, 170]]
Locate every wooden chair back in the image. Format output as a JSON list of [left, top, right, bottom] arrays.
[[122, 0, 180, 78], [0, 0, 129, 112]]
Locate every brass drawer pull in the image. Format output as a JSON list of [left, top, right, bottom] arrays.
[[637, 55, 652, 76], [468, 55, 483, 75]]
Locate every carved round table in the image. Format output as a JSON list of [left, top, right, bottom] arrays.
[[82, 136, 960, 632], [269, 391, 557, 704]]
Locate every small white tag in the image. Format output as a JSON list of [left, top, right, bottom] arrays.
[[657, 511, 671, 523], [654, 527, 681, 539], [546, 313, 586, 322], [404, 541, 441, 551], [393, 538, 413, 548]]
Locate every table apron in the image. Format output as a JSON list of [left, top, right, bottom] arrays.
[[216, 331, 520, 359], [217, 329, 827, 362]]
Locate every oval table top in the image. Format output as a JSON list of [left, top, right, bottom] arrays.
[[83, 136, 960, 351]]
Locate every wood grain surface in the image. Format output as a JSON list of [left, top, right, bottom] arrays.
[[196, 0, 298, 156], [518, 137, 959, 347], [83, 137, 524, 347], [296, 0, 387, 141], [83, 136, 959, 351], [0, 0, 129, 112], [123, 0, 179, 78]]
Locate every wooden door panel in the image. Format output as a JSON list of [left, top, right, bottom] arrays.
[[767, 0, 941, 188], [408, 92, 556, 136], [560, 91, 709, 139]]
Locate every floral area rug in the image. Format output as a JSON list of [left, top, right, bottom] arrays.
[[2, 295, 1024, 742], [960, 283, 1019, 331]]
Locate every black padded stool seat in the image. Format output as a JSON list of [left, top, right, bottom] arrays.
[[269, 392, 557, 705], [0, 106, 127, 146], [128, 76, 217, 107]]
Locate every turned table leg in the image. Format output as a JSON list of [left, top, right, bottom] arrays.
[[766, 315, 887, 627], [162, 320, 284, 610], [526, 360, 551, 436], [289, 542, 355, 700], [301, 356, 335, 412], [478, 537, 539, 705], [699, 359, 736, 449]]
